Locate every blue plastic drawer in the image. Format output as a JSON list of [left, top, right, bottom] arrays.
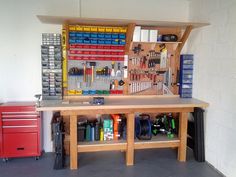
[[181, 78, 193, 84], [180, 88, 192, 94], [181, 84, 192, 89], [181, 54, 193, 60], [104, 33, 111, 39], [83, 33, 90, 38], [98, 40, 105, 44], [91, 39, 98, 44], [183, 59, 193, 65], [98, 33, 105, 38], [104, 40, 112, 44], [119, 34, 126, 39], [69, 32, 76, 37], [112, 34, 119, 39], [83, 39, 90, 44], [76, 33, 83, 37], [69, 39, 76, 44], [112, 40, 119, 45], [91, 33, 98, 38], [76, 39, 83, 43], [183, 65, 194, 69], [180, 93, 192, 98], [119, 40, 126, 45]]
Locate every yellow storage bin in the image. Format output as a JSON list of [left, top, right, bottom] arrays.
[[76, 25, 83, 31], [69, 25, 76, 31], [68, 90, 76, 95], [120, 27, 127, 33], [91, 26, 98, 32], [105, 27, 113, 32], [112, 27, 120, 33], [98, 26, 105, 32], [75, 90, 83, 95], [83, 26, 91, 32]]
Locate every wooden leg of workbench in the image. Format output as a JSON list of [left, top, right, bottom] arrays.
[[178, 112, 188, 162], [126, 113, 135, 166], [70, 115, 78, 170]]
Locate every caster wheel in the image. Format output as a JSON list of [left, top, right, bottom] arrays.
[[3, 158, 9, 163], [35, 156, 39, 160]]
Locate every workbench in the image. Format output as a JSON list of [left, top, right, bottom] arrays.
[[37, 96, 208, 170]]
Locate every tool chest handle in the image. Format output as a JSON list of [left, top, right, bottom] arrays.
[[2, 125, 37, 128], [2, 114, 39, 118], [2, 118, 38, 121]]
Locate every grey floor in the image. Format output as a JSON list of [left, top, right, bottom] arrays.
[[0, 149, 223, 177]]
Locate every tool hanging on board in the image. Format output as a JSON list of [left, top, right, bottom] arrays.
[[111, 61, 115, 77], [89, 62, 96, 83], [116, 62, 122, 77]]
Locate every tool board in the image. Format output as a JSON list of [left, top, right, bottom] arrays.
[[60, 23, 190, 98]]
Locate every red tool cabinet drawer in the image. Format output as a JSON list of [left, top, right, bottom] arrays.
[[3, 133, 38, 157]]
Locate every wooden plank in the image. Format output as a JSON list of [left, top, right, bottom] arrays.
[[37, 97, 209, 112], [77, 142, 127, 153], [70, 115, 78, 169], [178, 112, 188, 162], [175, 25, 193, 54], [134, 140, 180, 149], [126, 113, 135, 166], [125, 23, 136, 54], [37, 15, 209, 28]]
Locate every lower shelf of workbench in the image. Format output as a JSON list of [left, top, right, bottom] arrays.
[[72, 135, 179, 153]]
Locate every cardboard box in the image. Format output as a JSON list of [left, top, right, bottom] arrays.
[[149, 30, 158, 42], [141, 29, 149, 42], [133, 26, 141, 42]]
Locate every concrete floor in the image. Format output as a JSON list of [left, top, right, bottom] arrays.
[[0, 149, 223, 177]]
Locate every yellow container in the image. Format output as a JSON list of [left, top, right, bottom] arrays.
[[90, 26, 98, 32], [68, 90, 76, 95], [69, 25, 76, 31], [76, 25, 83, 31], [75, 90, 83, 95], [83, 26, 91, 32], [112, 27, 120, 33], [120, 27, 127, 33], [98, 26, 105, 32], [105, 27, 113, 32]]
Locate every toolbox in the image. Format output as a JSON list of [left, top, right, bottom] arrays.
[[0, 102, 41, 161]]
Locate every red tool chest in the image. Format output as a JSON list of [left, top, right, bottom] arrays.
[[0, 102, 41, 161]]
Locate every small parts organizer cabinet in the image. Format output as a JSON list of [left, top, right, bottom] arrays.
[[0, 102, 41, 161]]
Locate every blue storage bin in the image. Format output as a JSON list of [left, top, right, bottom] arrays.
[[183, 59, 194, 65], [83, 39, 90, 44], [69, 32, 76, 37], [91, 33, 98, 38], [98, 40, 105, 44], [183, 65, 194, 69], [76, 32, 83, 37], [112, 34, 119, 39], [76, 39, 83, 43], [98, 33, 105, 38], [69, 39, 76, 44], [112, 40, 119, 45], [180, 88, 192, 94], [119, 34, 126, 39], [83, 90, 89, 95], [91, 39, 98, 44], [180, 93, 192, 98], [104, 40, 112, 44], [119, 40, 126, 45], [89, 90, 96, 95], [104, 33, 111, 39], [83, 33, 90, 38]]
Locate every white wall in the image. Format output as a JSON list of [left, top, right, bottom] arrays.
[[187, 0, 236, 177], [0, 0, 190, 152]]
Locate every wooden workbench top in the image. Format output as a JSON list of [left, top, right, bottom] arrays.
[[36, 96, 208, 111]]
